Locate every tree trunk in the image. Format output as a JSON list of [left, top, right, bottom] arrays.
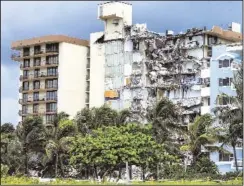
[[24, 145, 28, 176], [55, 154, 59, 178], [142, 166, 145, 181], [129, 165, 132, 180], [118, 167, 122, 179], [156, 163, 159, 180], [232, 144, 239, 171], [94, 166, 98, 179], [59, 155, 65, 178]]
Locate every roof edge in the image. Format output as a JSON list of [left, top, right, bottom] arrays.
[[11, 35, 89, 50]]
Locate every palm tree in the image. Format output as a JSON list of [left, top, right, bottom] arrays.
[[148, 97, 184, 144], [44, 112, 77, 178], [117, 109, 131, 125], [16, 116, 45, 175], [180, 114, 220, 164], [75, 105, 126, 135]]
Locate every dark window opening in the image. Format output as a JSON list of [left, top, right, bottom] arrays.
[[219, 152, 233, 161], [33, 92, 39, 101], [23, 59, 30, 68], [33, 104, 39, 113], [34, 57, 41, 66], [23, 47, 30, 56], [46, 43, 59, 53], [46, 103, 57, 112], [23, 82, 29, 91], [133, 41, 139, 50], [47, 67, 58, 76], [34, 45, 42, 54], [33, 81, 40, 90]]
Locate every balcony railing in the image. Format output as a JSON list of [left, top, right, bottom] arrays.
[[34, 49, 44, 55], [11, 53, 21, 59], [23, 52, 30, 57], [20, 73, 58, 81], [19, 86, 30, 92], [46, 109, 58, 114], [46, 48, 59, 53], [19, 110, 28, 116], [19, 97, 57, 104]]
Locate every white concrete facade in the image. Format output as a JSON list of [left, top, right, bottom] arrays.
[[58, 42, 88, 118]]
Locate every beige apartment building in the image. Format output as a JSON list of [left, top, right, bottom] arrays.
[[11, 35, 90, 125]]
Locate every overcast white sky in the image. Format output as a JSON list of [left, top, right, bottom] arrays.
[[1, 1, 242, 125]]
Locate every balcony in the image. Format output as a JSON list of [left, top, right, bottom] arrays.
[[20, 73, 58, 81], [201, 87, 210, 97], [34, 49, 44, 55], [201, 106, 210, 114], [11, 53, 21, 60], [19, 97, 57, 105], [46, 109, 58, 114], [23, 52, 30, 57], [12, 50, 58, 62], [18, 110, 28, 116], [20, 62, 58, 70]]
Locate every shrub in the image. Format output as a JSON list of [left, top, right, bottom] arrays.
[[1, 164, 9, 177]]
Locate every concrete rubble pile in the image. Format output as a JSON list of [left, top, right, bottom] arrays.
[[128, 25, 206, 123]]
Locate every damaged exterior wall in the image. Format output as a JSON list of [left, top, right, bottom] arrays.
[[92, 1, 242, 125]]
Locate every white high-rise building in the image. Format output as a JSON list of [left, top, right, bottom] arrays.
[[11, 35, 90, 124]]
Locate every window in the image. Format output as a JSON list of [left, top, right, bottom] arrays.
[[219, 59, 231, 68], [23, 82, 29, 91], [34, 46, 41, 54], [23, 59, 30, 68], [46, 103, 57, 112], [33, 81, 40, 90], [23, 47, 30, 56], [46, 55, 58, 65], [22, 105, 28, 114], [166, 90, 170, 98], [46, 91, 57, 101], [219, 152, 233, 161], [46, 79, 58, 88], [219, 78, 232, 86], [46, 43, 59, 53], [133, 41, 139, 50], [34, 57, 41, 66], [33, 104, 39, 113], [208, 36, 217, 45], [23, 93, 28, 102], [34, 69, 40, 78], [23, 70, 29, 79], [46, 114, 56, 123], [207, 97, 210, 106], [47, 67, 58, 76], [33, 92, 39, 101]]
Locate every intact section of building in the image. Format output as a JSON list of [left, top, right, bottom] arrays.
[[206, 43, 243, 174], [91, 1, 242, 124], [11, 35, 89, 125]]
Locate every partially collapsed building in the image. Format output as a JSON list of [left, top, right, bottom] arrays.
[[89, 1, 242, 124]]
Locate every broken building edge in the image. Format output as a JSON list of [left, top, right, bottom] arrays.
[[90, 1, 242, 126]]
